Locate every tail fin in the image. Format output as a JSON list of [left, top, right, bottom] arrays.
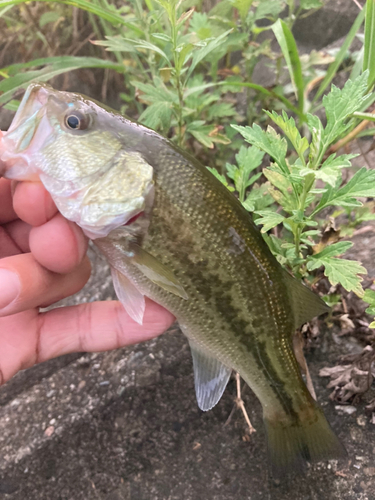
[[264, 405, 346, 478]]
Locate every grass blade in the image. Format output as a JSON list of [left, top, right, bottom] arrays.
[[221, 80, 303, 118], [363, 0, 375, 88], [0, 56, 124, 104], [314, 7, 365, 101], [0, 0, 143, 34], [271, 19, 304, 115]]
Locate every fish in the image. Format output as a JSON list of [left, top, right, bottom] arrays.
[[0, 83, 346, 475]]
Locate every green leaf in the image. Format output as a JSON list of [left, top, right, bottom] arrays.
[[138, 101, 173, 130], [311, 241, 354, 259], [242, 183, 273, 212], [0, 56, 124, 104], [186, 30, 232, 81], [124, 39, 170, 62], [188, 122, 222, 148], [307, 243, 365, 296], [315, 7, 365, 101], [363, 288, 375, 316], [271, 19, 304, 114], [39, 11, 61, 27], [92, 36, 136, 53], [314, 153, 357, 187], [255, 0, 284, 20], [323, 72, 370, 145], [306, 113, 324, 165], [207, 102, 237, 120], [232, 123, 288, 173], [254, 210, 285, 233], [130, 80, 177, 104], [363, 0, 375, 88], [207, 167, 235, 192], [313, 167, 375, 214], [265, 110, 309, 160], [226, 145, 265, 201]]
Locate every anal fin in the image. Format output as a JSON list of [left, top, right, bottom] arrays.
[[189, 340, 232, 411]]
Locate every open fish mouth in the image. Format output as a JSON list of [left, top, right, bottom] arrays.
[[0, 84, 55, 180]]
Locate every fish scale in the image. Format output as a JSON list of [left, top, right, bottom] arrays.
[[0, 83, 346, 476]]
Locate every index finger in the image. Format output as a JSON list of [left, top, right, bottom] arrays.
[[13, 181, 58, 226]]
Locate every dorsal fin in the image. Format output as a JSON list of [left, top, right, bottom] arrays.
[[282, 270, 330, 330]]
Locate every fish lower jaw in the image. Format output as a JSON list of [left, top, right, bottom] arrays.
[[0, 153, 38, 181]]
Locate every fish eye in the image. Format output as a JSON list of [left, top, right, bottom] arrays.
[[64, 111, 89, 131]]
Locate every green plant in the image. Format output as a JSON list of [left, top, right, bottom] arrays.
[[210, 72, 375, 321]]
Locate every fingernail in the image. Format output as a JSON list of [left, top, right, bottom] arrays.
[[0, 269, 21, 310]]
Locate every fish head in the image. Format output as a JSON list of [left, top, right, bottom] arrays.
[[0, 83, 154, 239]]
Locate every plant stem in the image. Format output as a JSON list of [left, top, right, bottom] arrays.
[[169, 3, 184, 146]]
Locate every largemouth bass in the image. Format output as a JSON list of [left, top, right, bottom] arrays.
[[0, 83, 346, 475]]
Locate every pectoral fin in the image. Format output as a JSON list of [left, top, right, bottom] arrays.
[[111, 267, 145, 325], [189, 340, 232, 411], [131, 243, 188, 300]]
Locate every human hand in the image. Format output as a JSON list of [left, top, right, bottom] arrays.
[[0, 178, 175, 385]]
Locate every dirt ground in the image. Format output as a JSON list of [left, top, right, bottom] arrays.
[[1, 237, 375, 500]]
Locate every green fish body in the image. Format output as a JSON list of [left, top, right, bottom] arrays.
[[0, 84, 346, 475]]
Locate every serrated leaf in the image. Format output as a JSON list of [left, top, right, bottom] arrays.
[[323, 72, 369, 145], [186, 29, 232, 81], [263, 168, 290, 195], [253, 210, 285, 233], [232, 123, 288, 173], [138, 101, 173, 130], [307, 254, 365, 296], [226, 145, 264, 201], [124, 38, 170, 62], [307, 242, 365, 296], [243, 183, 274, 212], [306, 113, 324, 165], [314, 153, 357, 187], [313, 167, 375, 214], [363, 289, 375, 316], [131, 80, 177, 104], [230, 0, 253, 21], [207, 102, 237, 120], [311, 241, 353, 259], [255, 0, 284, 20], [266, 110, 309, 160]]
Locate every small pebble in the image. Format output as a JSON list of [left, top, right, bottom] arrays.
[[44, 426, 55, 437]]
